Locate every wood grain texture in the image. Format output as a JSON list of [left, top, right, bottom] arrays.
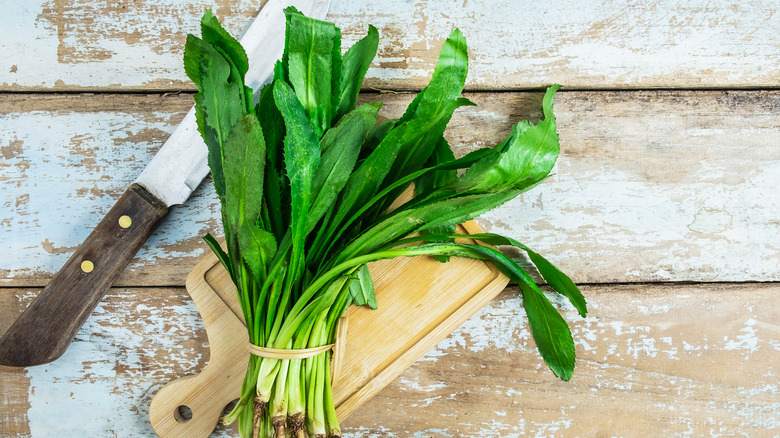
[[1, 0, 778, 91], [2, 91, 778, 286], [1, 283, 777, 437]]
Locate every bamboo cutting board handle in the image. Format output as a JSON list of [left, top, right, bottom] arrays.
[[149, 254, 249, 438]]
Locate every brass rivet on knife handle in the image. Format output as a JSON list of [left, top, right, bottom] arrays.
[[80, 260, 94, 273], [118, 215, 133, 228], [0, 183, 168, 367]]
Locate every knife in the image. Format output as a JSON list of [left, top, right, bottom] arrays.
[[0, 0, 331, 367]]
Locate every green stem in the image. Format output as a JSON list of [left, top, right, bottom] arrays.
[[286, 321, 312, 417], [255, 357, 281, 403], [305, 309, 329, 436], [323, 350, 340, 437], [271, 349, 290, 417], [222, 354, 261, 425]]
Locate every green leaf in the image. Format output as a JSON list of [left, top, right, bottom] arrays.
[[319, 102, 380, 154], [183, 34, 246, 198], [400, 28, 469, 123], [327, 120, 417, 230], [203, 233, 233, 282], [465, 233, 586, 318], [222, 114, 266, 232], [238, 404, 253, 438], [330, 241, 576, 380], [284, 7, 341, 137], [385, 242, 576, 380], [308, 102, 381, 232], [348, 264, 377, 309], [273, 79, 321, 279], [337, 25, 379, 119], [319, 113, 446, 258], [360, 117, 397, 159], [256, 78, 289, 241], [239, 222, 278, 283], [200, 10, 249, 78], [521, 285, 575, 381], [310, 142, 492, 267], [415, 137, 457, 198], [309, 112, 407, 263], [452, 85, 561, 193], [351, 147, 495, 228], [333, 28, 472, 233], [199, 10, 253, 114], [377, 97, 475, 219], [524, 249, 586, 318]]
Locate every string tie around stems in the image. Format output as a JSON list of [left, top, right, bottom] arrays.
[[246, 317, 348, 386]]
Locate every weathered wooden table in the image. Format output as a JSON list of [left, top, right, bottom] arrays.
[[2, 1, 778, 436]]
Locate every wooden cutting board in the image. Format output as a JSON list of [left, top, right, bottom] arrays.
[[149, 221, 509, 437]]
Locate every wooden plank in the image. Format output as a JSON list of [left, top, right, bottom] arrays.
[[2, 90, 778, 286], [2, 283, 777, 436], [342, 283, 780, 437], [1, 0, 778, 91]]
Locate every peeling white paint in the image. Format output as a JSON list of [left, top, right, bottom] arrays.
[[397, 376, 447, 393], [411, 395, 442, 408], [723, 319, 760, 356], [412, 428, 453, 438], [423, 295, 531, 359], [342, 426, 398, 438], [0, 2, 778, 434], [479, 96, 780, 284]]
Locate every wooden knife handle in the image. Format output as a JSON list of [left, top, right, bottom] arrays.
[[0, 183, 168, 367]]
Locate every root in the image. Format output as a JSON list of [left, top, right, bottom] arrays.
[[289, 412, 306, 438], [272, 415, 287, 438], [252, 396, 266, 438]]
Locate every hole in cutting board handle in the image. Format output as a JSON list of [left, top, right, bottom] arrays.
[[174, 405, 193, 423]]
